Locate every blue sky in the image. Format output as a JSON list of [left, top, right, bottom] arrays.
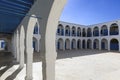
[[60, 0, 120, 25]]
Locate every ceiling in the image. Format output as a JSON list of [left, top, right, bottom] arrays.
[[0, 0, 35, 34]]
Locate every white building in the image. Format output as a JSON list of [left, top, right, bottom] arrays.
[[31, 20, 120, 52]]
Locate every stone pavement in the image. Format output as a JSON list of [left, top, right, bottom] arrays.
[[1, 50, 120, 80]]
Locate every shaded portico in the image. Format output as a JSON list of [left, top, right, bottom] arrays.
[[0, 0, 67, 80]]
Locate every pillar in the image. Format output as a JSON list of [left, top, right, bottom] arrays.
[[108, 39, 110, 51], [19, 26, 25, 68], [16, 30, 20, 62], [99, 39, 101, 50]]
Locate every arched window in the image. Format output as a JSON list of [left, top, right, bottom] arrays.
[[65, 39, 70, 50], [77, 39, 81, 49], [82, 28, 86, 37], [93, 39, 99, 49], [77, 27, 81, 37], [101, 39, 108, 50], [57, 24, 64, 36], [110, 39, 119, 50], [71, 39, 76, 49], [82, 40, 86, 49], [72, 26, 76, 37], [65, 25, 70, 36], [101, 25, 108, 36], [57, 38, 64, 50], [87, 28, 92, 37], [93, 27, 99, 36], [110, 23, 119, 35], [87, 39, 92, 49]]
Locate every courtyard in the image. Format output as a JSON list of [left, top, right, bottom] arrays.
[[0, 50, 120, 80]]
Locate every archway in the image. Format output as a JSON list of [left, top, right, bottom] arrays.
[[87, 39, 92, 49], [101, 39, 108, 50], [77, 39, 81, 49], [57, 24, 64, 36], [82, 40, 86, 49], [93, 26, 99, 36], [57, 38, 64, 50], [82, 28, 86, 37], [71, 39, 76, 49], [72, 26, 76, 37], [77, 27, 81, 37], [93, 39, 99, 49], [87, 28, 92, 37], [65, 39, 70, 50], [110, 38, 119, 50], [101, 25, 108, 36], [110, 23, 119, 35], [65, 25, 70, 36]]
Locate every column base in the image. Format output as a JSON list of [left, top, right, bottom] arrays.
[[25, 76, 33, 80]]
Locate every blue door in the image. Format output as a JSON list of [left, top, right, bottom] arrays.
[[72, 42, 73, 49], [110, 43, 119, 50], [94, 42, 96, 49], [102, 42, 105, 49]]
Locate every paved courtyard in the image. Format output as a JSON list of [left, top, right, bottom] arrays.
[[1, 50, 120, 80]]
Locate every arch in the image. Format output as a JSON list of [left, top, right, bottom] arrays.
[[77, 39, 81, 49], [57, 38, 64, 50], [110, 38, 119, 50], [57, 24, 64, 36], [82, 40, 86, 49], [101, 25, 108, 36], [101, 38, 108, 50], [65, 39, 70, 50], [72, 26, 76, 37], [93, 26, 99, 36], [110, 23, 119, 35], [87, 28, 92, 37], [77, 27, 81, 37], [93, 39, 99, 49], [87, 39, 92, 49], [65, 25, 70, 36], [71, 39, 76, 49], [82, 28, 86, 37]]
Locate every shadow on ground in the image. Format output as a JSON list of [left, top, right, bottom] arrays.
[[56, 49, 118, 59]]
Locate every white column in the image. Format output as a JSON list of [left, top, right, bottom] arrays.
[[80, 39, 83, 49], [19, 26, 25, 68], [108, 39, 110, 51], [16, 30, 20, 62], [63, 39, 65, 50], [76, 39, 77, 50], [119, 39, 120, 52], [12, 33, 16, 59], [99, 39, 101, 50], [85, 39, 87, 49], [69, 39, 72, 50], [91, 40, 93, 49]]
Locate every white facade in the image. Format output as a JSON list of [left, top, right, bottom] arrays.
[[56, 20, 120, 51], [31, 20, 120, 52]]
